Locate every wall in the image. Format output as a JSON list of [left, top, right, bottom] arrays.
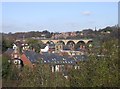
[[21, 54, 33, 68]]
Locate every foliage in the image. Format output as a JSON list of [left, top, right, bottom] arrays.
[[18, 63, 70, 87], [26, 38, 44, 53], [18, 63, 51, 87], [69, 39, 119, 87], [2, 55, 20, 87], [2, 54, 11, 78], [2, 36, 14, 52]]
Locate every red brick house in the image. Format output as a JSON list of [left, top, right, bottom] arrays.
[[21, 53, 33, 68]]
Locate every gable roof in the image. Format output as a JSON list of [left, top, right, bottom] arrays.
[[72, 55, 88, 62], [23, 50, 88, 65], [23, 50, 40, 63], [4, 48, 14, 56]]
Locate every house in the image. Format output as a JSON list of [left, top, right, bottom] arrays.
[[48, 44, 55, 53], [21, 51, 81, 72], [4, 48, 24, 68], [40, 44, 49, 53], [40, 52, 76, 72], [11, 44, 21, 60], [20, 50, 88, 79], [21, 50, 88, 73], [4, 48, 14, 57], [4, 47, 20, 60], [55, 43, 63, 53], [21, 50, 39, 68], [14, 40, 29, 52]]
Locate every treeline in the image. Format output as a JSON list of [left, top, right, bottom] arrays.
[[2, 30, 52, 39], [1, 25, 119, 40]]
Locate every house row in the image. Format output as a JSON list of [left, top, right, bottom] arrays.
[[4, 48, 88, 73], [21, 50, 88, 72]]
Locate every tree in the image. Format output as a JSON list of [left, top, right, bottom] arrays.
[[2, 54, 20, 87], [2, 36, 14, 52], [26, 38, 44, 53], [42, 30, 52, 38], [69, 39, 119, 87], [2, 54, 11, 78]]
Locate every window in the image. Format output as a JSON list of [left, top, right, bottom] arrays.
[[63, 58, 66, 60], [65, 61, 67, 63]]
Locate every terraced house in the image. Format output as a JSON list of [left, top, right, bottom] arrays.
[[21, 50, 88, 73]]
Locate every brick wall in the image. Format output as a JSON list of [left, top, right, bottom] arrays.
[[21, 54, 33, 68]]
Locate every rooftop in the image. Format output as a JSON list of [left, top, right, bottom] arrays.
[[23, 50, 88, 65]]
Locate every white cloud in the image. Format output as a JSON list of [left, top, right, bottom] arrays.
[[81, 11, 92, 16]]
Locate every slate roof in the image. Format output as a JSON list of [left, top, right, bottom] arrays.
[[23, 50, 40, 63], [23, 50, 88, 65], [4, 48, 14, 56], [72, 55, 88, 62], [41, 53, 77, 65]]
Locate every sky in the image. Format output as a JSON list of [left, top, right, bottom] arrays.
[[2, 2, 118, 33]]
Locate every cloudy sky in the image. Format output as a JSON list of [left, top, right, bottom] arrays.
[[2, 2, 118, 33]]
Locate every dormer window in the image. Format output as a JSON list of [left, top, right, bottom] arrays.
[[63, 58, 66, 60], [65, 61, 67, 63], [54, 58, 56, 61]]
